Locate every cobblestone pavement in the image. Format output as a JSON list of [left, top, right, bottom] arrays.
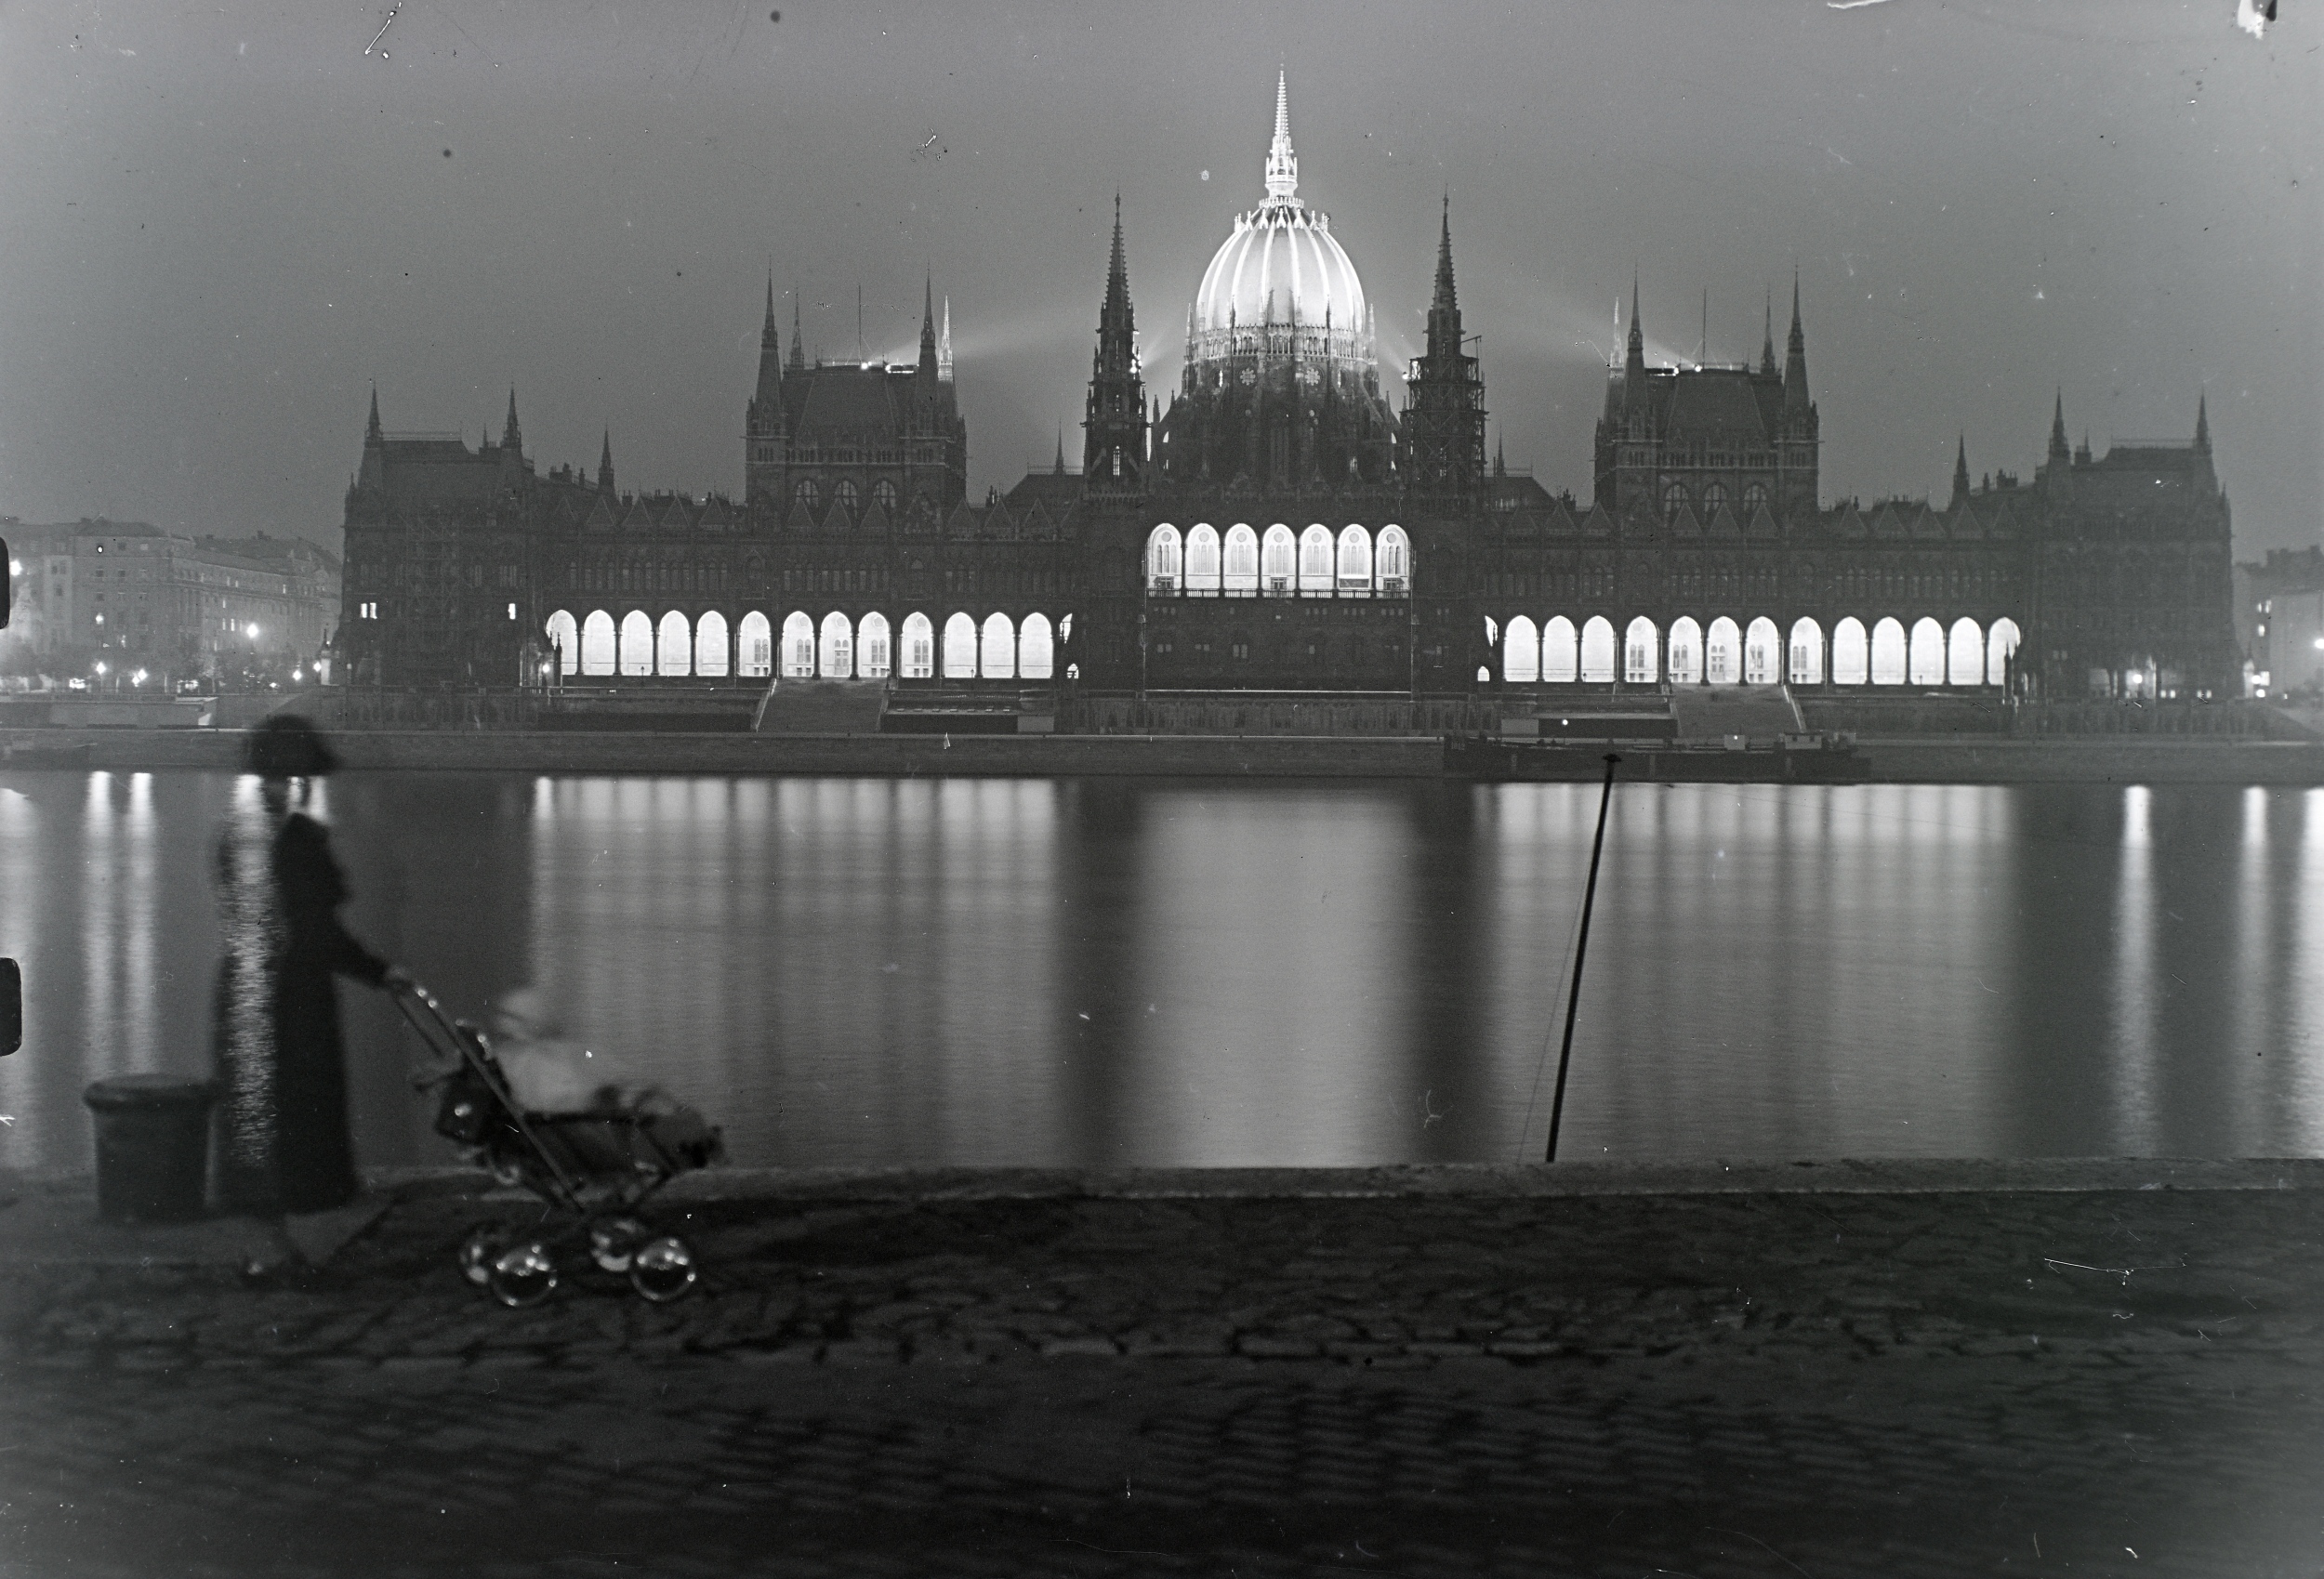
[[4, 1182, 2320, 1576]]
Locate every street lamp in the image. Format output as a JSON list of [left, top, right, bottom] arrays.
[[245, 623, 259, 641]]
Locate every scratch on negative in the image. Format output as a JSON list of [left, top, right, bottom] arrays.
[[1704, 1528, 1813, 1579], [2041, 1257, 2181, 1285], [1827, 0, 1893, 8]]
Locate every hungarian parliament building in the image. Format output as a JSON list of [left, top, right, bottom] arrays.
[[337, 76, 2238, 706]]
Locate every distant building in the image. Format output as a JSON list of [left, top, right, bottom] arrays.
[[337, 73, 2241, 704], [0, 517, 340, 680], [2235, 546, 2324, 698]]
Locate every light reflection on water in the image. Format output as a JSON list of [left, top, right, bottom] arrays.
[[4, 771, 2322, 1173]]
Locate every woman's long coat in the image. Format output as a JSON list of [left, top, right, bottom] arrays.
[[212, 796, 387, 1216]]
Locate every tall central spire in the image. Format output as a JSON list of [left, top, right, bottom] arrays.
[[1263, 70, 1300, 205]]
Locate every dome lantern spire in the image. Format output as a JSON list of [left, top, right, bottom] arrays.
[[1263, 70, 1299, 206]]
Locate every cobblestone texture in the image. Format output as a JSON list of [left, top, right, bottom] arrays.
[[3, 1184, 2319, 1575]]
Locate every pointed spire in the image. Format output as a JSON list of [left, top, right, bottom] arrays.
[[938, 296, 953, 382], [1783, 269, 1810, 413], [787, 289, 804, 372], [2049, 389, 2069, 460], [2194, 392, 2210, 454], [1055, 427, 1065, 475], [1494, 433, 1507, 477], [918, 270, 938, 376], [1433, 192, 1457, 314], [1105, 193, 1129, 314], [1627, 268, 1644, 362], [365, 385, 382, 444], [764, 269, 776, 330], [598, 428, 614, 493], [1761, 288, 1776, 375], [755, 274, 785, 409], [1263, 71, 1299, 204], [1951, 433, 1971, 507], [502, 388, 522, 453]]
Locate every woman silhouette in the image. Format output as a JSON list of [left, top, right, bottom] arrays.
[[212, 716, 406, 1240]]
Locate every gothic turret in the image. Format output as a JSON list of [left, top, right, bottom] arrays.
[[2049, 390, 2070, 462], [753, 274, 784, 417], [1083, 195, 1145, 486], [938, 296, 954, 383], [1760, 290, 1776, 377], [598, 428, 615, 494], [1951, 434, 1971, 509], [918, 274, 939, 380], [2194, 393, 2210, 454], [501, 388, 522, 454], [1782, 272, 1810, 418], [786, 293, 804, 374], [1405, 198, 1486, 493]]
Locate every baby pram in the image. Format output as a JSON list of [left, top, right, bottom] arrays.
[[392, 980, 724, 1307]]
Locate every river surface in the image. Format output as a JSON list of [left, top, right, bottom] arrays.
[[4, 770, 2322, 1174]]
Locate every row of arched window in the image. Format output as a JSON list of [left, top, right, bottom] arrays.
[[1495, 614, 2024, 687], [1660, 480, 1770, 522], [543, 609, 1064, 681], [1146, 523, 1410, 595]]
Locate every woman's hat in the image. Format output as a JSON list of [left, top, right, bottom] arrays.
[[243, 714, 340, 777]]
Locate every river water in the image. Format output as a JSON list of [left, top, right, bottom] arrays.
[[4, 770, 2321, 1174]]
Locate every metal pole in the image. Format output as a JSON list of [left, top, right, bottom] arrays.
[[1546, 751, 1619, 1164]]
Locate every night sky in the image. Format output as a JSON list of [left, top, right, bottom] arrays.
[[0, 1, 2314, 551]]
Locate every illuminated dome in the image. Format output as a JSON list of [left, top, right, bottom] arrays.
[[1189, 74, 1370, 356]]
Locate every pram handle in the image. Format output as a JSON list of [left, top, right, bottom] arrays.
[[384, 978, 590, 1208]]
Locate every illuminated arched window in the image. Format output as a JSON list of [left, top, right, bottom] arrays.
[[1948, 617, 1984, 686], [1666, 617, 1702, 684], [872, 480, 897, 512], [1146, 524, 1182, 589], [1743, 617, 1780, 685], [545, 610, 579, 676], [781, 612, 816, 678], [1543, 616, 1578, 682], [1662, 482, 1689, 523], [1298, 525, 1335, 592], [1223, 525, 1260, 592], [1987, 618, 2022, 687], [980, 612, 1016, 679], [1832, 617, 1869, 685], [579, 611, 615, 677], [1184, 524, 1221, 592], [857, 612, 891, 678], [618, 611, 655, 676], [694, 610, 730, 678], [1503, 616, 1539, 682], [1701, 482, 1729, 520], [1870, 617, 1908, 685], [833, 480, 860, 515], [1337, 525, 1373, 588], [1579, 616, 1617, 683], [1788, 617, 1824, 685], [1019, 612, 1054, 679], [1376, 525, 1409, 587], [900, 612, 935, 679], [1626, 617, 1659, 684], [818, 612, 853, 678], [794, 479, 820, 511], [1743, 482, 1769, 516], [1908, 617, 1947, 686], [1261, 525, 1297, 590], [1705, 616, 1740, 684], [737, 611, 772, 678], [943, 612, 978, 678], [656, 610, 692, 677]]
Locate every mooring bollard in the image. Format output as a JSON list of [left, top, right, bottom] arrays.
[[83, 1076, 217, 1224]]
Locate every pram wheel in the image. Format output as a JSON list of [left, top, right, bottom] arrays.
[[486, 1144, 526, 1190], [628, 1235, 697, 1303], [488, 1241, 559, 1308], [458, 1226, 505, 1288], [588, 1217, 650, 1275]]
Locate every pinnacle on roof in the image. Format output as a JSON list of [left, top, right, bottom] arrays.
[[1433, 193, 1457, 313], [1263, 71, 1300, 204], [918, 271, 938, 372], [598, 428, 614, 492], [1054, 427, 1066, 474], [1626, 268, 1644, 364], [764, 269, 776, 329], [2195, 392, 2210, 454], [502, 388, 522, 451], [787, 290, 804, 371], [1105, 193, 1129, 316], [1761, 289, 1776, 375], [938, 296, 953, 382], [365, 386, 382, 442], [2049, 389, 2069, 458], [1952, 433, 1971, 504]]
